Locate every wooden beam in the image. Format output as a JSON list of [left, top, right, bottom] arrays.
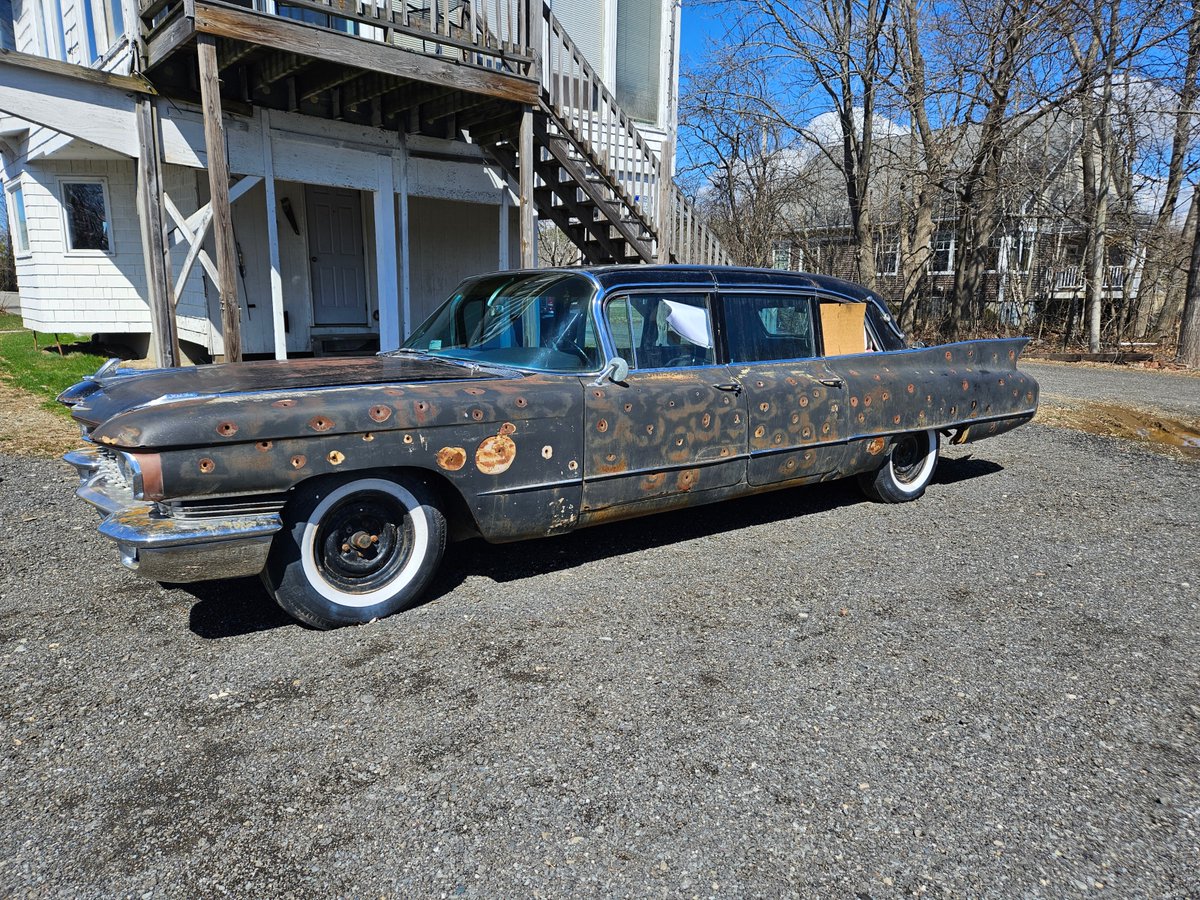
[[144, 11, 198, 70], [519, 105, 535, 268], [0, 48, 155, 94], [193, 4, 539, 105], [197, 34, 243, 363], [135, 97, 180, 367], [296, 65, 363, 104]]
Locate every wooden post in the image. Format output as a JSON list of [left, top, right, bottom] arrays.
[[197, 34, 242, 363], [519, 104, 535, 268], [260, 109, 287, 361], [499, 181, 510, 270], [134, 96, 180, 367]]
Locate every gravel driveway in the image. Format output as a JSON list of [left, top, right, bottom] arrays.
[[1, 418, 1198, 897], [1023, 362, 1200, 419]]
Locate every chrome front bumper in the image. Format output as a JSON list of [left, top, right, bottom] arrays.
[[65, 447, 282, 583]]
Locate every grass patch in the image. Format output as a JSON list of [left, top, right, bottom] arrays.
[[0, 312, 23, 331], [0, 327, 108, 415]]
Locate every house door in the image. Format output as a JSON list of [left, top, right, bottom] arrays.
[[306, 186, 368, 326]]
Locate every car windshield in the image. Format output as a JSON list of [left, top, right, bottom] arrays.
[[402, 272, 602, 373]]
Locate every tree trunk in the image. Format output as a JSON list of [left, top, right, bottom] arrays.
[[1178, 190, 1200, 366]]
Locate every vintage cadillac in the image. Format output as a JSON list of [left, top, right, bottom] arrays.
[[60, 266, 1038, 628]]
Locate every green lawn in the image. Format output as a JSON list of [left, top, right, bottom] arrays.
[[0, 319, 108, 415]]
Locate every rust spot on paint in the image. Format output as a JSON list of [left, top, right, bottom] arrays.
[[773, 433, 784, 445], [384, 387, 405, 396], [597, 418, 609, 433], [783, 458, 797, 471], [881, 390, 890, 401], [961, 380, 970, 391], [702, 413, 712, 428], [256, 440, 272, 452], [1009, 349, 1016, 360], [370, 405, 391, 423], [403, 433, 414, 444], [310, 416, 333, 432], [217, 421, 238, 437], [542, 445, 553, 459], [867, 437, 885, 455], [791, 413, 800, 424], [850, 396, 859, 407], [802, 426, 812, 439], [998, 377, 1005, 386], [785, 377, 798, 386], [857, 413, 866, 423], [624, 403, 633, 412], [436, 447, 467, 471], [476, 433, 517, 475], [592, 389, 604, 399], [567, 460, 578, 471], [499, 422, 517, 436], [759, 402, 770, 412], [515, 397, 528, 408], [471, 409, 484, 421], [821, 423, 830, 435], [799, 395, 809, 407], [945, 351, 953, 361], [646, 424, 655, 435], [677, 470, 698, 491], [291, 455, 306, 469], [198, 458, 215, 473], [327, 450, 345, 466], [464, 387, 485, 396], [907, 384, 915, 394], [754, 425, 766, 438], [363, 433, 375, 442], [893, 415, 902, 425], [273, 399, 296, 408]]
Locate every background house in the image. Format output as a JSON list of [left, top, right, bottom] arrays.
[[0, 0, 724, 364]]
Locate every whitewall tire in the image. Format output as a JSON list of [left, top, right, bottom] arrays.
[[858, 429, 940, 503]]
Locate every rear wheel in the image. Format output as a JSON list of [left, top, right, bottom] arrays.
[[263, 473, 446, 629], [858, 429, 939, 503]]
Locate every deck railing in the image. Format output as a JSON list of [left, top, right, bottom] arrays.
[[139, 0, 539, 79], [540, 6, 729, 265]]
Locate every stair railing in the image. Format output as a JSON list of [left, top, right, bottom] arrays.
[[539, 4, 730, 265]]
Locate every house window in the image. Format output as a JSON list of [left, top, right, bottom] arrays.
[[7, 183, 29, 255], [772, 242, 792, 270], [1013, 231, 1034, 274], [615, 0, 663, 124], [931, 232, 955, 274], [875, 238, 899, 276], [61, 180, 112, 252]]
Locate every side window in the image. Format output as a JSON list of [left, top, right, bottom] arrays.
[[61, 180, 112, 252], [723, 293, 815, 363], [604, 293, 715, 369]]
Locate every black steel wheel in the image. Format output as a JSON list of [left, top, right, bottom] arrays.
[[263, 473, 446, 629], [857, 429, 939, 503]]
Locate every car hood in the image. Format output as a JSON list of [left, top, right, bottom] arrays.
[[61, 354, 515, 449]]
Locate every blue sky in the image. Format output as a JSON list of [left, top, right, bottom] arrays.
[[679, 2, 727, 70]]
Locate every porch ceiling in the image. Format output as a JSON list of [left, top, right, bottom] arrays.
[[143, 0, 533, 139]]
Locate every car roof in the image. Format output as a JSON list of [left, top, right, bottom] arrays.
[[553, 265, 881, 304]]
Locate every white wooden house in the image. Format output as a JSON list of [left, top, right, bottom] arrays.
[[0, 0, 723, 364]]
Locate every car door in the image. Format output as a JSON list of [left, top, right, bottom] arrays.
[[581, 291, 747, 516], [719, 291, 850, 487]]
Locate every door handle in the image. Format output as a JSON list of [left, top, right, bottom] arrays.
[[712, 382, 743, 395], [817, 377, 845, 388]]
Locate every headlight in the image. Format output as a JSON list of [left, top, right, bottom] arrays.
[[117, 452, 164, 501]]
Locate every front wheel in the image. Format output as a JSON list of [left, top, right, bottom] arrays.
[[263, 473, 446, 629], [857, 429, 939, 503]]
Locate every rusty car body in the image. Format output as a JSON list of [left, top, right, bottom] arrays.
[[61, 266, 1039, 628]]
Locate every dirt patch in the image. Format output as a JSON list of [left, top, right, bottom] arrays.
[[1037, 399, 1200, 460], [1025, 357, 1200, 378], [0, 375, 79, 457]]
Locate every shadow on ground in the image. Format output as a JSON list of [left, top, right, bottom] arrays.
[[178, 454, 1001, 639]]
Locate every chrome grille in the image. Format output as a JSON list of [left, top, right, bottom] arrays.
[[159, 496, 288, 520], [95, 447, 126, 486]]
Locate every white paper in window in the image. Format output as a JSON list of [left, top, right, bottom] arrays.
[[661, 300, 712, 350]]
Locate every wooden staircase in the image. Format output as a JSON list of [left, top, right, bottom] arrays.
[[476, 4, 730, 267]]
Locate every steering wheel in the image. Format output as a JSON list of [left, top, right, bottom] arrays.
[[556, 338, 591, 364], [664, 351, 696, 367]]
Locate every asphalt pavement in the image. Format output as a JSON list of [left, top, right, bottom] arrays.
[[0, 406, 1197, 896]]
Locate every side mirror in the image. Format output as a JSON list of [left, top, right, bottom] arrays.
[[591, 356, 630, 386]]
